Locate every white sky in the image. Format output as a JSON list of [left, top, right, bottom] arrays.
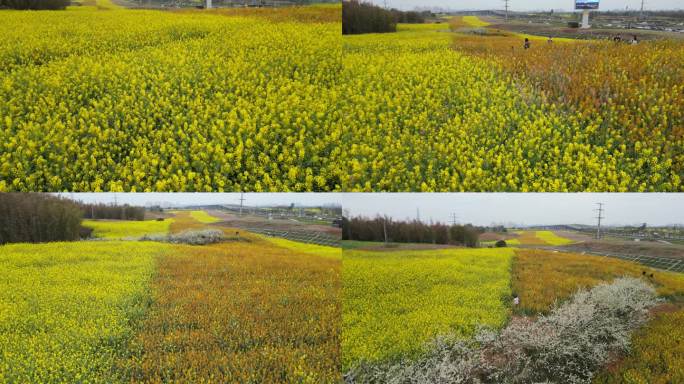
[[342, 193, 684, 226], [368, 0, 683, 12]]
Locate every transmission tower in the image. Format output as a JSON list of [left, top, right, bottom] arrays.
[[450, 212, 458, 226], [503, 0, 509, 22], [594, 203, 605, 239], [239, 193, 246, 216], [639, 0, 645, 20]]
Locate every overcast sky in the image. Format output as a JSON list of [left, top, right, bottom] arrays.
[[342, 193, 684, 226], [58, 193, 343, 208], [368, 0, 683, 12]]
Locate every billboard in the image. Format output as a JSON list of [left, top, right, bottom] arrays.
[[575, 0, 599, 9]]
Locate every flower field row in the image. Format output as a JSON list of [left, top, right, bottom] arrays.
[[0, 231, 341, 382], [511, 249, 684, 382], [341, 22, 682, 191], [82, 218, 172, 239], [512, 249, 684, 315], [0, 6, 342, 192], [0, 241, 168, 383], [342, 247, 513, 370], [126, 239, 341, 383]]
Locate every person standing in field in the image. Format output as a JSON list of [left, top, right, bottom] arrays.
[[613, 34, 622, 43], [631, 35, 638, 44], [524, 38, 530, 50]]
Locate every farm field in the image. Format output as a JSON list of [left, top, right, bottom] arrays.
[[83, 218, 172, 238], [341, 17, 682, 191], [512, 230, 573, 245], [0, 210, 341, 382], [344, 244, 684, 382], [343, 248, 513, 370], [0, 2, 342, 192]]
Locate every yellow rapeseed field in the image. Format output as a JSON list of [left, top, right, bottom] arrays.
[[83, 219, 172, 239], [341, 19, 682, 191], [0, 241, 170, 383], [0, 5, 341, 192], [343, 247, 514, 369]]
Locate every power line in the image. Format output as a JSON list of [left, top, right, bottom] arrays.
[[594, 203, 605, 239]]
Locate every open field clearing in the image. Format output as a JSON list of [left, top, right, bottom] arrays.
[[513, 249, 684, 314], [512, 230, 573, 245], [343, 248, 513, 370], [511, 248, 684, 383], [0, 4, 341, 192], [0, 207, 340, 382], [127, 239, 341, 383], [187, 209, 220, 223], [341, 17, 682, 191], [83, 218, 172, 239], [0, 241, 170, 383], [344, 243, 684, 382]]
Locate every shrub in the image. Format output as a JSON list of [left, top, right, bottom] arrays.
[[342, 0, 396, 35], [1, 0, 70, 10], [347, 277, 659, 384], [140, 229, 224, 245], [495, 240, 507, 247]]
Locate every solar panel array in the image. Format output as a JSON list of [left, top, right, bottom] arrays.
[[243, 227, 340, 247], [577, 250, 684, 273]]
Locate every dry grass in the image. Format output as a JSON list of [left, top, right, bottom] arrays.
[[594, 306, 684, 384], [451, 33, 684, 188], [124, 239, 341, 383], [512, 249, 684, 315]]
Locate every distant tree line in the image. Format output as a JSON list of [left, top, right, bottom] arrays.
[[343, 1, 395, 34], [342, 216, 481, 247], [343, 1, 433, 35], [0, 0, 71, 10], [391, 9, 431, 24], [80, 203, 145, 221], [0, 194, 82, 244]]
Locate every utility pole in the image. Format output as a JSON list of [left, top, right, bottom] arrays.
[[416, 207, 421, 223], [383, 0, 388, 9], [594, 203, 605, 239], [639, 0, 645, 20], [239, 192, 246, 216], [503, 0, 509, 22]]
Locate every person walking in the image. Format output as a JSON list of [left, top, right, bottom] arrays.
[[524, 38, 530, 50]]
